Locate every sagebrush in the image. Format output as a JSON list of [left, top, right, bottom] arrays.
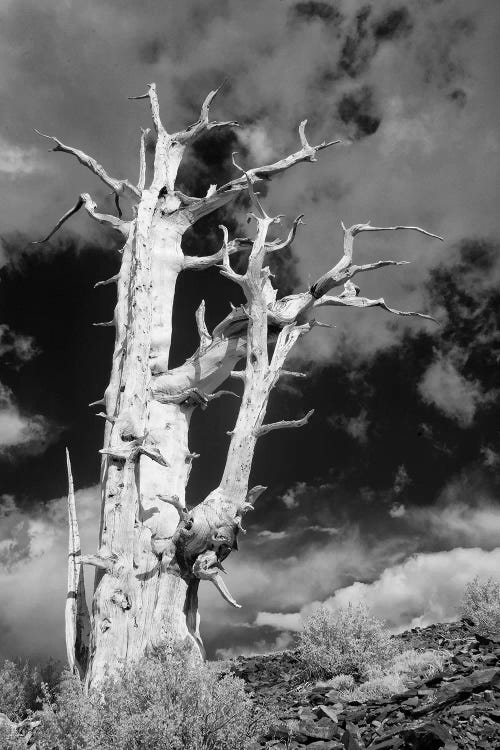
[[298, 604, 398, 679], [459, 576, 500, 633], [33, 639, 270, 750], [297, 603, 450, 701]]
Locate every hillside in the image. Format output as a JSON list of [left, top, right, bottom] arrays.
[[231, 620, 500, 750]]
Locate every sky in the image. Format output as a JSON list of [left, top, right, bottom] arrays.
[[0, 0, 499, 664]]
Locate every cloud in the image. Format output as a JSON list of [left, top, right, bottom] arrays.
[[0, 0, 496, 363], [0, 327, 57, 457], [406, 495, 500, 551], [327, 546, 500, 631], [256, 529, 288, 541], [0, 135, 45, 177], [0, 382, 58, 457], [418, 353, 487, 426], [280, 481, 307, 509], [0, 324, 38, 365], [329, 408, 369, 443], [258, 546, 500, 635], [0, 485, 99, 661], [255, 611, 301, 631]]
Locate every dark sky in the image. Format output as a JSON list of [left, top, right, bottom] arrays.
[[0, 0, 499, 662]]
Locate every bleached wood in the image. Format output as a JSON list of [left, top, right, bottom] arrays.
[[33, 193, 130, 244], [34, 129, 140, 198], [37, 80, 441, 689], [65, 449, 90, 677]]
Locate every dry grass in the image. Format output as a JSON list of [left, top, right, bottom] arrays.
[[459, 576, 500, 633], [337, 648, 450, 702]]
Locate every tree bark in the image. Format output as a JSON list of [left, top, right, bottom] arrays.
[[37, 82, 441, 691]]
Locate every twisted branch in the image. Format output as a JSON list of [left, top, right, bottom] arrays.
[[34, 129, 140, 199], [33, 193, 130, 244]]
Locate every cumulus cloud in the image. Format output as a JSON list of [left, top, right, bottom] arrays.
[[0, 0, 496, 361], [406, 495, 500, 551], [0, 382, 58, 457], [0, 327, 57, 457], [418, 354, 487, 426], [0, 485, 99, 661], [257, 547, 500, 635], [327, 547, 500, 631]]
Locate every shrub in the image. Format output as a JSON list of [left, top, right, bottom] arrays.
[[298, 604, 398, 679], [35, 639, 270, 750], [337, 648, 449, 702], [459, 576, 500, 633], [0, 658, 62, 722], [0, 660, 38, 721], [0, 723, 28, 750]]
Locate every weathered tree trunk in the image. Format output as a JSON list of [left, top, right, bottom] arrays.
[[37, 82, 442, 691]]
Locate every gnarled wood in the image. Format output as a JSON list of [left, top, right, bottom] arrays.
[[37, 81, 441, 691]]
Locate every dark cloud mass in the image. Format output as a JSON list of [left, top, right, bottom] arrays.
[[0, 0, 499, 661]]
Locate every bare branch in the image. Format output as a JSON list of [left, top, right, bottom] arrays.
[[348, 222, 444, 241], [281, 370, 308, 379], [192, 549, 241, 608], [88, 398, 106, 408], [34, 129, 140, 198], [129, 83, 164, 134], [206, 389, 239, 403], [310, 220, 442, 298], [184, 120, 339, 223], [256, 409, 315, 437], [182, 236, 252, 271], [215, 225, 247, 286], [137, 127, 150, 191], [314, 281, 438, 322], [33, 193, 130, 244], [93, 320, 115, 328], [246, 485, 267, 507], [195, 300, 212, 354], [65, 449, 90, 676], [176, 82, 239, 143], [95, 273, 120, 289], [266, 214, 305, 254]]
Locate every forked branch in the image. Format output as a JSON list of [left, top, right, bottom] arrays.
[[175, 82, 239, 144], [184, 120, 340, 223], [34, 129, 140, 199], [310, 221, 443, 298], [33, 193, 130, 244]]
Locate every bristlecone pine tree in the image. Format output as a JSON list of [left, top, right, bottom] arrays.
[[35, 83, 442, 690]]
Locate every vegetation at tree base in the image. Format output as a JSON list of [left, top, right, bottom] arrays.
[[459, 576, 500, 634], [2, 581, 498, 747], [33, 639, 270, 750]]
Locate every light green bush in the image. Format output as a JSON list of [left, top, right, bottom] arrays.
[[459, 576, 500, 633], [35, 639, 270, 750], [298, 604, 398, 679]]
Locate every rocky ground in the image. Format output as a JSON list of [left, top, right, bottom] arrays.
[[231, 620, 500, 750]]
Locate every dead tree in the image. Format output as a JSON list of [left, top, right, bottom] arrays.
[[36, 83, 442, 689]]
